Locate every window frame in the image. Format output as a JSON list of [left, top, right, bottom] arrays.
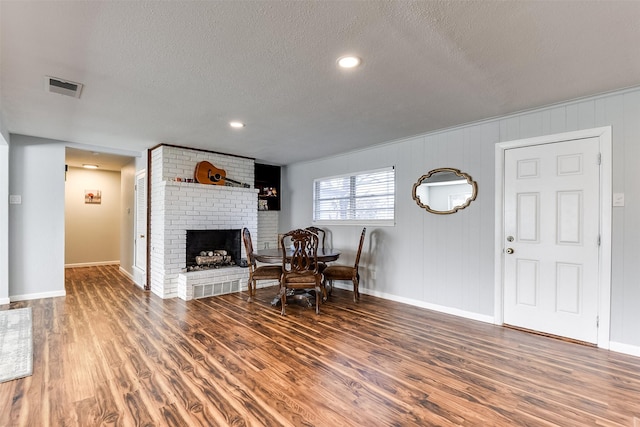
[[312, 166, 396, 226]]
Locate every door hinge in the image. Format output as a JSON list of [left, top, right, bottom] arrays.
[[598, 235, 601, 246], [596, 316, 599, 328], [597, 153, 602, 165]]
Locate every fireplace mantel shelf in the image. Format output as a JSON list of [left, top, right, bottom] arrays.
[[164, 180, 259, 193]]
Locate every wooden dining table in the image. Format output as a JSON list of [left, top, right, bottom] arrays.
[[253, 248, 341, 264], [253, 248, 341, 307]]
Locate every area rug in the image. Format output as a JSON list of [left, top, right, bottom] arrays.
[[0, 307, 33, 383]]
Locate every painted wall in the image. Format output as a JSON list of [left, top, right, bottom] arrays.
[[64, 166, 121, 266], [0, 134, 9, 304], [120, 160, 136, 278], [4, 88, 639, 352], [283, 87, 640, 352], [7, 134, 142, 299], [8, 134, 66, 300]]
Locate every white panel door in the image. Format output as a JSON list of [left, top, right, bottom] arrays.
[[503, 137, 600, 343], [134, 171, 146, 277]]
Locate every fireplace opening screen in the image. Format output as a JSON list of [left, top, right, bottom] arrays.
[[185, 229, 242, 270]]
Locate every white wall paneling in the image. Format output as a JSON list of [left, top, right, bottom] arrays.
[[284, 86, 640, 352]]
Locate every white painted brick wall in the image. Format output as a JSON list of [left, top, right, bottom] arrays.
[[150, 146, 259, 299], [161, 145, 254, 186], [257, 211, 279, 250]]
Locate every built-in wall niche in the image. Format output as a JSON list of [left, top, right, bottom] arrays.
[[255, 163, 281, 211]]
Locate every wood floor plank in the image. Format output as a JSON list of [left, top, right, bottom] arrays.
[[1, 265, 640, 426]]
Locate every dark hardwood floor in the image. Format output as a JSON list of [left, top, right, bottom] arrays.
[[1, 265, 639, 426]]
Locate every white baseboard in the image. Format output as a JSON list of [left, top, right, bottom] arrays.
[[609, 341, 640, 358], [0, 297, 10, 305], [352, 286, 640, 358], [10, 290, 66, 302], [118, 266, 134, 281], [342, 284, 494, 324], [65, 261, 119, 268]]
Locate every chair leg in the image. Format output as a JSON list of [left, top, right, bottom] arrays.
[[353, 274, 360, 302], [279, 286, 287, 316], [315, 285, 321, 314], [247, 277, 254, 302]]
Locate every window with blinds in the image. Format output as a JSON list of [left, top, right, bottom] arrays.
[[313, 167, 395, 225]]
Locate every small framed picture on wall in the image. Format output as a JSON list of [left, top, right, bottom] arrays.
[[84, 189, 102, 204]]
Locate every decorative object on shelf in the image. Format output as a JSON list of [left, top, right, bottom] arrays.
[[262, 187, 277, 197], [84, 189, 102, 204], [194, 161, 250, 188], [255, 163, 281, 211], [412, 168, 477, 214]]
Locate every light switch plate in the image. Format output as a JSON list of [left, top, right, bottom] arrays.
[[613, 193, 625, 207], [9, 195, 21, 204]]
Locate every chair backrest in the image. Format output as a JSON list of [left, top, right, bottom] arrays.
[[305, 226, 326, 250], [281, 229, 319, 274], [242, 227, 257, 268], [353, 227, 367, 270]]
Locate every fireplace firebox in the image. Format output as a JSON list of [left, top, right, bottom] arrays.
[[185, 229, 242, 269]]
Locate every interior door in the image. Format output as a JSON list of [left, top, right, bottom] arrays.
[[134, 171, 147, 281], [503, 137, 600, 343]]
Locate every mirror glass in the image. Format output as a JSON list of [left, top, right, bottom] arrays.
[[412, 168, 477, 214]]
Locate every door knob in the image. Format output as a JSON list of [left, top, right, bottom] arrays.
[[506, 248, 514, 254]]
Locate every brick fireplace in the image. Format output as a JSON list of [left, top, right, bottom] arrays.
[[149, 145, 258, 300]]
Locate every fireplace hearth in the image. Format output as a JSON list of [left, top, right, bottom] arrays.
[[185, 229, 242, 270]]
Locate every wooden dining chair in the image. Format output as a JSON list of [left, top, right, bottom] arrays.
[[278, 229, 324, 315], [305, 226, 328, 266], [322, 227, 366, 302], [305, 226, 326, 251], [242, 228, 282, 302]]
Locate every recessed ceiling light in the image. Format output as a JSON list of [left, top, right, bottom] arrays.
[[229, 121, 245, 128], [337, 55, 362, 69], [83, 164, 99, 169]]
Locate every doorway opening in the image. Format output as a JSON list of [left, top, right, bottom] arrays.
[[64, 147, 140, 284]]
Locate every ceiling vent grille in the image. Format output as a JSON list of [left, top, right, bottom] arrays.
[[45, 76, 83, 98]]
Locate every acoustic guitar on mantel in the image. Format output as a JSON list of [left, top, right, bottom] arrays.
[[194, 161, 250, 188]]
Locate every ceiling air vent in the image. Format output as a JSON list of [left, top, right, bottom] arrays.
[[45, 76, 83, 98]]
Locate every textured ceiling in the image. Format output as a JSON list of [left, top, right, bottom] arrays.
[[2, 1, 640, 166]]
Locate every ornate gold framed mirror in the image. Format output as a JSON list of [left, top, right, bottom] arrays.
[[412, 168, 477, 214]]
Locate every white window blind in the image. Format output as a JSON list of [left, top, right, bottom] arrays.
[[313, 167, 395, 225]]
